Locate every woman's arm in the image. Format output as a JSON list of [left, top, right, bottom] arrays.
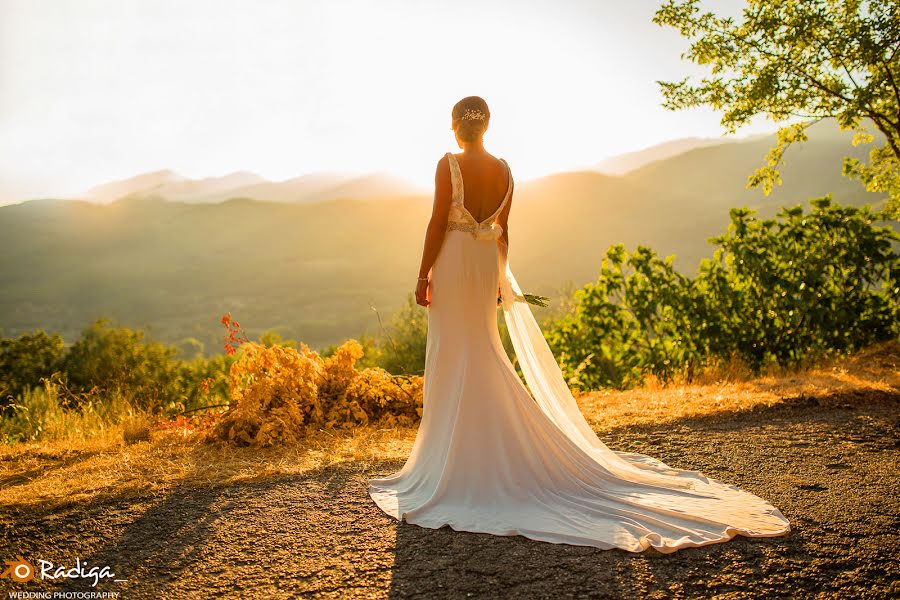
[[417, 155, 452, 278], [496, 163, 514, 263], [495, 165, 513, 303], [415, 156, 453, 306]]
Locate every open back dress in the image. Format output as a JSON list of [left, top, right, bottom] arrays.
[[367, 152, 791, 553]]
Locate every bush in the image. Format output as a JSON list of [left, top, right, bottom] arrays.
[[547, 196, 899, 390], [0, 330, 65, 411], [206, 338, 423, 447], [59, 317, 195, 411], [363, 293, 429, 375], [206, 340, 323, 447]]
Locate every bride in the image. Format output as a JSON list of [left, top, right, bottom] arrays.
[[367, 96, 791, 553]]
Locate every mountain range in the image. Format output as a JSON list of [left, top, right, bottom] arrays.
[[0, 118, 894, 356], [0, 131, 765, 207], [589, 136, 742, 175], [73, 169, 430, 206]]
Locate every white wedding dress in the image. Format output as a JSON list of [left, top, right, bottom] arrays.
[[367, 152, 791, 553]]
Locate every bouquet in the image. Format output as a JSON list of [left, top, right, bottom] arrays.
[[497, 289, 550, 308]]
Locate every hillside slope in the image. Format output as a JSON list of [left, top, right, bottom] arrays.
[[0, 118, 893, 354]]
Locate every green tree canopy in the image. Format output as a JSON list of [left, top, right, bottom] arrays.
[[654, 0, 900, 217], [545, 196, 898, 390], [0, 330, 64, 402]]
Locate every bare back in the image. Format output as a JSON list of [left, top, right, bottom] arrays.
[[451, 152, 511, 223]]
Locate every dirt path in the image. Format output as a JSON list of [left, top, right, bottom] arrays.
[[2, 393, 898, 599]]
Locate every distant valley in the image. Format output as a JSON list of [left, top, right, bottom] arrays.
[[0, 118, 893, 356]]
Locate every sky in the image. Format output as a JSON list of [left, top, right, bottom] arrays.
[[0, 0, 777, 203]]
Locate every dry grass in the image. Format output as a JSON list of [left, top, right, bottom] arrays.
[[0, 425, 418, 511], [577, 340, 900, 433], [1, 340, 897, 512]]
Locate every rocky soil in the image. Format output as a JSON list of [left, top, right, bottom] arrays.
[[1, 392, 897, 599]]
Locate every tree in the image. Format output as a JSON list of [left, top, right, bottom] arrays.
[[60, 317, 187, 410], [545, 197, 899, 389], [0, 330, 65, 404], [653, 0, 900, 218]]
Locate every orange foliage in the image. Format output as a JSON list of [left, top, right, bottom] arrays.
[[205, 315, 423, 447]]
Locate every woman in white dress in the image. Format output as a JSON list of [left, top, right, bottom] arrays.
[[367, 96, 791, 553]]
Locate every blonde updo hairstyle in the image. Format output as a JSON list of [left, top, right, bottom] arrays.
[[451, 96, 490, 143]]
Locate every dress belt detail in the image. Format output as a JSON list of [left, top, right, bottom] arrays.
[[447, 220, 503, 240]]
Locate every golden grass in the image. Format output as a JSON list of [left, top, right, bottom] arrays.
[[0, 384, 147, 445], [578, 341, 900, 433], [1, 340, 897, 512], [0, 425, 419, 511]]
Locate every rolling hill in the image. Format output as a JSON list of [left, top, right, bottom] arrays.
[[590, 136, 734, 175], [0, 118, 893, 356], [74, 170, 428, 205]]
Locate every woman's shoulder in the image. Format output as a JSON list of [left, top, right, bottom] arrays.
[[447, 151, 507, 168]]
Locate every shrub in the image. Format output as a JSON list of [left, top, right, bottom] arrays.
[[364, 293, 428, 375], [206, 340, 323, 447], [547, 196, 899, 389], [0, 330, 65, 411], [206, 333, 423, 447], [60, 317, 189, 411]]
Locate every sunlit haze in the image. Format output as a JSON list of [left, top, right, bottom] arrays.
[[0, 0, 774, 203]]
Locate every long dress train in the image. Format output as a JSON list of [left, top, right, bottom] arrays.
[[367, 152, 791, 553]]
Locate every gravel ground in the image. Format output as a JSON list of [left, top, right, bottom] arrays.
[[1, 391, 897, 599]]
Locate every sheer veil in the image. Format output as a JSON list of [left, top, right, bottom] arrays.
[[497, 247, 708, 490]]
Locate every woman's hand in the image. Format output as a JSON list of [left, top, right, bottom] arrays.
[[415, 277, 430, 307]]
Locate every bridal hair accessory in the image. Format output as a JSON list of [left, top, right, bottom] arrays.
[[461, 108, 487, 121]]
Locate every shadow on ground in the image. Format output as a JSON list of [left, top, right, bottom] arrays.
[[1, 392, 897, 598]]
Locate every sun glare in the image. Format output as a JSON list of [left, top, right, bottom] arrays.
[[0, 0, 772, 202]]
